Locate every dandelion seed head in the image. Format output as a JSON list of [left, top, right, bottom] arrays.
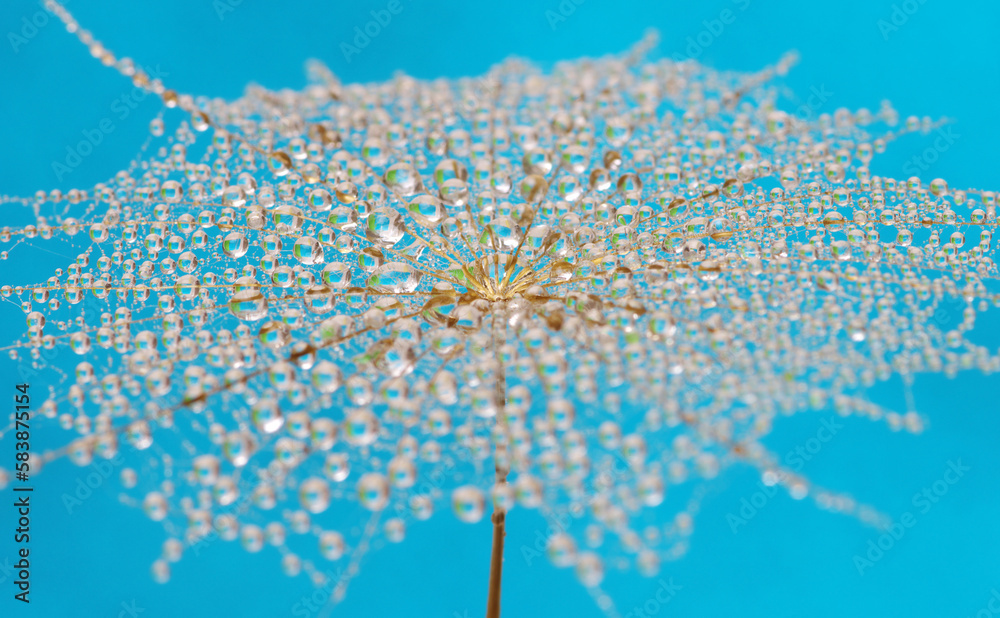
[[1, 4, 999, 609]]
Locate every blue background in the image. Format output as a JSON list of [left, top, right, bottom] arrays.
[[1, 0, 999, 616]]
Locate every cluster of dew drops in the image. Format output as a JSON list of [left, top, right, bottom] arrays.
[[2, 3, 1000, 612]]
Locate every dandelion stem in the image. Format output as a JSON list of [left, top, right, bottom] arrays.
[[487, 310, 510, 618], [485, 475, 507, 618]]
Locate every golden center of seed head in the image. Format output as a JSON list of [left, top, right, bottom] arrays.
[[462, 255, 541, 303]]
